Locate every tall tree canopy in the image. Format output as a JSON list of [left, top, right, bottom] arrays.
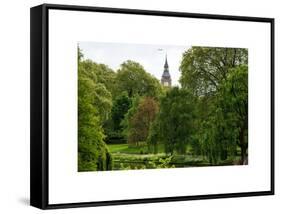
[[180, 47, 248, 164], [79, 59, 117, 98], [116, 60, 163, 98], [180, 47, 248, 96], [79, 60, 113, 123], [216, 65, 248, 163], [157, 87, 196, 155], [78, 49, 112, 171], [124, 97, 159, 145]]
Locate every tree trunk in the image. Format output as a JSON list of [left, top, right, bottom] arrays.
[[239, 126, 247, 165], [240, 145, 247, 165]]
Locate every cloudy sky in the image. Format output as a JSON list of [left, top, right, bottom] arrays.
[[79, 42, 191, 86]]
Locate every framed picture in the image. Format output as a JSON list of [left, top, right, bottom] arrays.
[[30, 4, 275, 209]]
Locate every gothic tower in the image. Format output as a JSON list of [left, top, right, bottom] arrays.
[[161, 55, 172, 87]]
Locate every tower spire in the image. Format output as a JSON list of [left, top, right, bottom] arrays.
[[161, 54, 172, 87], [164, 54, 168, 68]]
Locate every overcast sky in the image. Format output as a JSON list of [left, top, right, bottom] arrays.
[[79, 42, 191, 86]]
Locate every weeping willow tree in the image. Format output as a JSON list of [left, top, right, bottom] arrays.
[[151, 87, 196, 155], [180, 47, 248, 165]]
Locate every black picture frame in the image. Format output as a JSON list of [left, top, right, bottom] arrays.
[[30, 3, 275, 210]]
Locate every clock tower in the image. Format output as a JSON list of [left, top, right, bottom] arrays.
[[161, 55, 172, 87]]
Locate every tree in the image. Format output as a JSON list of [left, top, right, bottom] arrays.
[[78, 45, 84, 62], [78, 60, 113, 123], [179, 47, 248, 164], [147, 118, 160, 154], [180, 47, 248, 96], [125, 97, 159, 145], [111, 92, 132, 132], [194, 65, 248, 165], [78, 51, 112, 171], [157, 87, 196, 155], [116, 60, 163, 98], [216, 65, 248, 164], [91, 83, 112, 122], [121, 95, 140, 141], [79, 59, 117, 98]]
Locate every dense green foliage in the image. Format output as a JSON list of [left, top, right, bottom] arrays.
[[180, 47, 248, 96], [180, 47, 248, 164], [116, 60, 163, 98], [78, 46, 248, 171], [124, 97, 159, 146], [154, 87, 196, 155], [111, 93, 132, 131], [80, 59, 117, 97], [78, 53, 112, 171]]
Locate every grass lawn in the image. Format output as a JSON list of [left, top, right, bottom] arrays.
[[107, 144, 129, 153], [107, 143, 166, 154]]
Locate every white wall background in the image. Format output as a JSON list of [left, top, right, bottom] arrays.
[[0, 0, 279, 213]]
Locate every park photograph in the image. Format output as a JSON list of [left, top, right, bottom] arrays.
[[77, 42, 248, 172]]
